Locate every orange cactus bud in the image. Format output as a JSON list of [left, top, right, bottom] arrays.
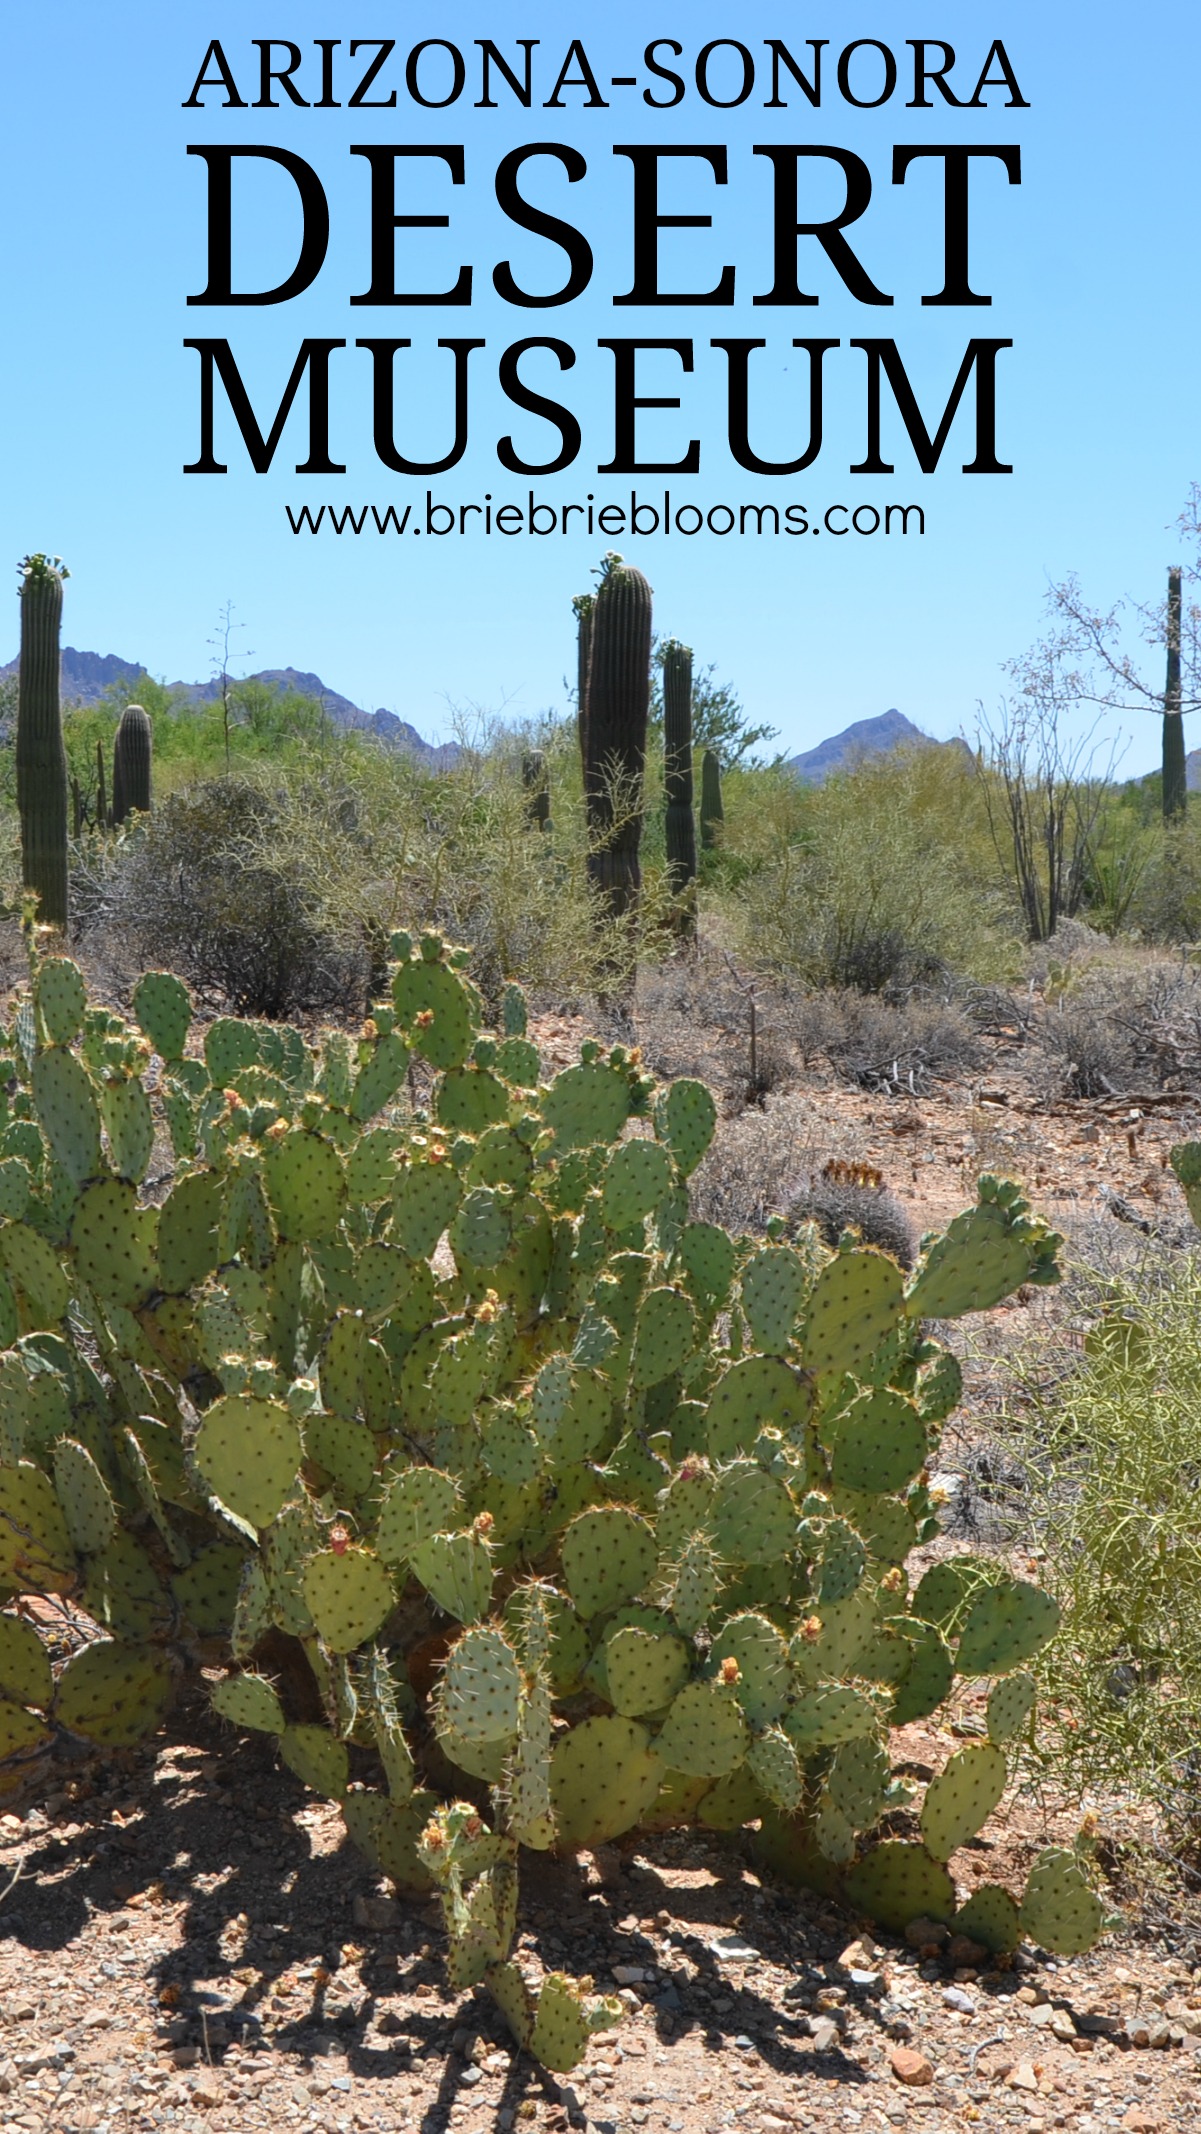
[[718, 1655, 741, 1685], [329, 1524, 350, 1556], [800, 1615, 823, 1643], [415, 1009, 435, 1028]]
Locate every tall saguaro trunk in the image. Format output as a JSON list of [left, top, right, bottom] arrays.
[[16, 555, 70, 929], [1163, 564, 1187, 823], [662, 639, 697, 934], [584, 558, 652, 920], [573, 592, 593, 771], [112, 703, 153, 824]]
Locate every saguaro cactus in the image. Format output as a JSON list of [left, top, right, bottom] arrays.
[[16, 554, 70, 928], [700, 747, 724, 851], [1163, 565, 1186, 823], [583, 557, 652, 919], [572, 592, 593, 770], [662, 639, 697, 930], [112, 702, 152, 824], [521, 748, 550, 830]]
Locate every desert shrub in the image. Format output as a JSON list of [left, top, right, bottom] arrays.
[[788, 988, 983, 1093], [728, 747, 1015, 991], [1129, 819, 1201, 943], [1005, 1250, 1201, 1832], [75, 778, 368, 1016], [266, 730, 644, 1008], [688, 1091, 863, 1232], [1030, 1001, 1137, 1098], [785, 1158, 916, 1266]]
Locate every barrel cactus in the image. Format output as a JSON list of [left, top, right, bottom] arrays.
[[112, 703, 152, 824], [700, 746, 724, 851], [15, 555, 70, 929], [662, 640, 697, 931], [0, 935, 1107, 2068], [583, 556, 652, 920]]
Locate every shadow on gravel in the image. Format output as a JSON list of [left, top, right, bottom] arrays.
[[0, 1717, 918, 2109]]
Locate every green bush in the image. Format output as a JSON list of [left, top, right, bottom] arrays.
[[0, 937, 1108, 2068], [726, 749, 1016, 991], [1004, 1244, 1201, 1832]]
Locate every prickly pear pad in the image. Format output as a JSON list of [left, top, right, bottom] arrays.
[[560, 1506, 657, 1617], [194, 1395, 302, 1530], [549, 1714, 664, 1848]]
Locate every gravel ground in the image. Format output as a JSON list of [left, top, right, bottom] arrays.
[[0, 1722, 1198, 2134]]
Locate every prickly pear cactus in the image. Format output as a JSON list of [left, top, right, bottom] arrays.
[[0, 932, 1104, 2067]]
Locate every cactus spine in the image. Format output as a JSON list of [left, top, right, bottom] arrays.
[[583, 557, 652, 919], [16, 555, 70, 929], [112, 703, 152, 824], [700, 747, 724, 851], [662, 640, 697, 931], [1163, 565, 1186, 823]]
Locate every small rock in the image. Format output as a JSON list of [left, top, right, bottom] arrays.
[[376, 2011, 406, 2036], [190, 2074, 223, 2108], [352, 1895, 400, 1930], [942, 1988, 975, 2014], [904, 1919, 949, 1950], [890, 2047, 934, 2087], [711, 1936, 759, 1962], [291, 2084, 312, 2109], [1121, 2114, 1162, 2133], [172, 2047, 202, 2070], [808, 2018, 840, 2053], [0, 2062, 14, 2096], [460, 2067, 483, 2086], [947, 1936, 988, 1969], [1048, 2011, 1076, 2042], [612, 1966, 645, 1986], [838, 1938, 876, 1970], [1007, 2062, 1039, 2093], [733, 2035, 755, 2052]]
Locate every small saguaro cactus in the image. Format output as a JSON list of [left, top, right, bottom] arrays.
[[16, 554, 70, 929], [583, 555, 652, 920], [662, 639, 697, 931], [95, 739, 109, 832], [112, 703, 152, 824], [700, 746, 724, 850], [521, 748, 550, 831]]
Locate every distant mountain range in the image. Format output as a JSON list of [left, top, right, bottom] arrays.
[[0, 647, 462, 770], [0, 650, 971, 785], [786, 708, 968, 782]]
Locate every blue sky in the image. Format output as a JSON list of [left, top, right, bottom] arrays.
[[3, 2, 1199, 769]]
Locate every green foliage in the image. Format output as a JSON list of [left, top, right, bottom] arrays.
[[728, 746, 1015, 990], [1007, 1232, 1201, 1828], [0, 939, 1101, 2064]]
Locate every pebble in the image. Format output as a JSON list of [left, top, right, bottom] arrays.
[[711, 1938, 759, 1962], [808, 2018, 840, 2053], [942, 1988, 976, 2014], [890, 2047, 934, 2087], [732, 2036, 754, 2052], [460, 2067, 483, 2086]]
